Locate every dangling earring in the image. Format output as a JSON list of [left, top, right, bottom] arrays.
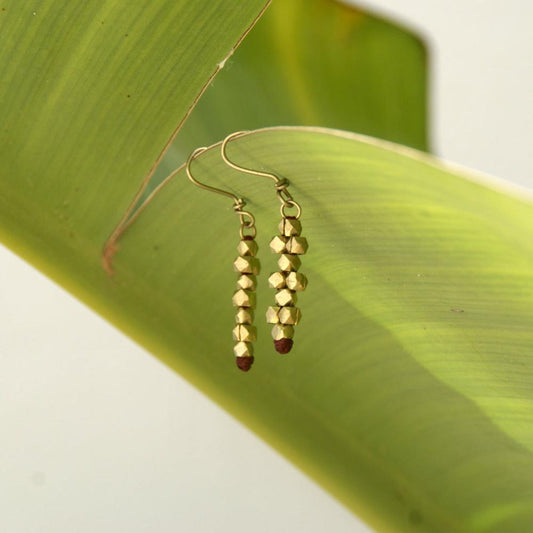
[[221, 132, 308, 355], [186, 147, 259, 372]]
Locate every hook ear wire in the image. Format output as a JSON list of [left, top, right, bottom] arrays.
[[186, 144, 256, 238], [186, 143, 260, 372], [186, 145, 242, 205], [221, 131, 301, 219], [221, 131, 285, 186]]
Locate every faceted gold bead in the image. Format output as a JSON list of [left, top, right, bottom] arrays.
[[235, 307, 254, 324], [275, 288, 297, 307], [279, 306, 301, 325], [233, 256, 260, 275], [234, 341, 254, 358], [279, 218, 302, 237], [233, 324, 257, 342], [266, 306, 280, 324], [286, 236, 308, 255], [237, 274, 257, 290], [278, 254, 301, 272], [269, 235, 288, 254], [232, 289, 256, 308], [237, 239, 258, 257], [286, 272, 308, 291], [271, 324, 294, 340], [268, 271, 286, 289]]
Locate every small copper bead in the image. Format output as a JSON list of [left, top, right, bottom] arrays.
[[236, 356, 254, 371], [274, 338, 293, 354]]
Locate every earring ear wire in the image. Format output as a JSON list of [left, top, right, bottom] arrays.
[[186, 147, 259, 372], [221, 131, 308, 355]]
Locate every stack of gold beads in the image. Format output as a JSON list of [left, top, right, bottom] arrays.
[[266, 216, 308, 353], [232, 237, 260, 371]]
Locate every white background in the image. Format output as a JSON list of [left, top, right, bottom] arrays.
[[352, 0, 532, 188], [1, 2, 531, 532]]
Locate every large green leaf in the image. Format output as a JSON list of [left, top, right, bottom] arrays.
[[1, 1, 531, 532], [2, 125, 532, 531], [0, 0, 270, 239]]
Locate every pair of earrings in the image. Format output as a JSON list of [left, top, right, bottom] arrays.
[[186, 131, 308, 372]]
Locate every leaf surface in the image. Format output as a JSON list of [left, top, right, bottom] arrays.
[[3, 124, 532, 532], [0, 0, 271, 235], [1, 2, 531, 531]]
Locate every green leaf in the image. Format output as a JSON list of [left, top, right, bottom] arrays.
[[2, 124, 532, 531], [162, 0, 428, 181], [1, 1, 531, 531], [0, 0, 270, 233]]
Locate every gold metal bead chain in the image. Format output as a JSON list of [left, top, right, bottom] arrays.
[[231, 204, 259, 371], [186, 146, 259, 371], [222, 131, 308, 355], [186, 132, 308, 370]]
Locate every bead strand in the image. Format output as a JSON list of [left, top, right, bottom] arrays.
[[266, 216, 308, 353], [232, 236, 260, 371]]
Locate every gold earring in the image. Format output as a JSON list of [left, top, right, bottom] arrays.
[[186, 147, 259, 372], [221, 132, 308, 355]]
